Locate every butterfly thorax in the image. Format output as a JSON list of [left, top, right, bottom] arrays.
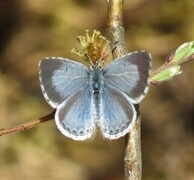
[[90, 66, 103, 94]]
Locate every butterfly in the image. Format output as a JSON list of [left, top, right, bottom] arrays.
[[39, 51, 151, 140]]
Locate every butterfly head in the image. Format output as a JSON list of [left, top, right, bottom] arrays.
[[71, 30, 110, 69]]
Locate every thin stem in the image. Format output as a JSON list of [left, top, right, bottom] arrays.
[[0, 110, 55, 137], [107, 0, 127, 57], [107, 0, 142, 179]]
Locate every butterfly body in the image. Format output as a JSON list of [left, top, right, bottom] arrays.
[[39, 52, 151, 140], [89, 67, 103, 123]]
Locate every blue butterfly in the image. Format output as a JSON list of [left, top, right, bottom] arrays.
[[39, 51, 151, 140]]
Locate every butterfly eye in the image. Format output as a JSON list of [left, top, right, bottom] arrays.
[[90, 65, 94, 69]]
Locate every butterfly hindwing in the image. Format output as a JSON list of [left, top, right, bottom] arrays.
[[103, 52, 151, 104], [39, 57, 89, 108], [100, 84, 137, 139], [55, 85, 95, 140]]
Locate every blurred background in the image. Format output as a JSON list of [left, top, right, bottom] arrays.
[[0, 0, 193, 179]]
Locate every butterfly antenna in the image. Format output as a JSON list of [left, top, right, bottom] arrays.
[[111, 41, 118, 54], [102, 41, 118, 61]]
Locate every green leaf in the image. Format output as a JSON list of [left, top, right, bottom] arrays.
[[151, 66, 182, 83], [172, 41, 194, 62]]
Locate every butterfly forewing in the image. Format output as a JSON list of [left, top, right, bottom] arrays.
[[103, 52, 151, 104], [39, 57, 89, 108]]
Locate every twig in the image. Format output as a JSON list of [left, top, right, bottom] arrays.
[[107, 0, 127, 56], [150, 53, 194, 78], [106, 0, 142, 179], [0, 110, 55, 137]]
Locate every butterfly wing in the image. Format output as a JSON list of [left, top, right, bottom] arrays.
[[55, 85, 95, 141], [39, 57, 89, 108], [100, 51, 151, 139], [100, 84, 137, 139], [103, 51, 151, 104]]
